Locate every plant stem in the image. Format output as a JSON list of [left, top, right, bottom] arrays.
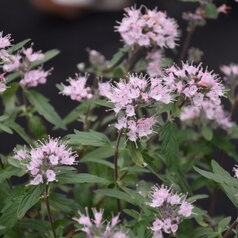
[[83, 104, 91, 132], [178, 24, 196, 64], [114, 129, 123, 212], [45, 184, 57, 238], [223, 218, 238, 238], [126, 47, 144, 72]]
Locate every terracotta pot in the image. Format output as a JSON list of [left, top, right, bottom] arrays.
[[29, 0, 86, 17]]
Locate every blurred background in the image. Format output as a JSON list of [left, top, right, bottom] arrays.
[[0, 0, 238, 217]]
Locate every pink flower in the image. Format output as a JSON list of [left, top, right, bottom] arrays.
[[178, 201, 193, 217], [0, 32, 11, 48], [46, 169, 56, 182], [3, 55, 21, 72], [13, 137, 77, 185], [146, 51, 163, 77], [23, 47, 44, 62], [30, 174, 43, 185], [73, 208, 127, 238], [148, 184, 193, 237], [20, 68, 50, 87], [116, 7, 179, 48], [61, 74, 93, 102]]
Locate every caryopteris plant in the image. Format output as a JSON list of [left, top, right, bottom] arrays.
[[1, 1, 238, 237]]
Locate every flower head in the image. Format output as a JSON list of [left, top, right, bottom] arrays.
[[13, 137, 77, 185], [73, 208, 128, 238], [23, 47, 44, 62], [99, 74, 172, 142], [148, 184, 193, 237], [0, 32, 11, 49], [116, 7, 179, 48], [20, 68, 50, 87], [61, 74, 93, 102]]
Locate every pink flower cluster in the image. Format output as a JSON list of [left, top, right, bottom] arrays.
[[148, 185, 193, 238], [0, 32, 48, 88], [20, 68, 49, 87], [73, 208, 128, 238], [163, 63, 232, 130], [13, 137, 77, 185], [220, 64, 238, 81], [146, 51, 163, 77], [0, 32, 11, 49], [61, 74, 93, 102], [116, 7, 179, 48], [180, 102, 233, 130], [115, 116, 155, 142], [99, 74, 172, 141]]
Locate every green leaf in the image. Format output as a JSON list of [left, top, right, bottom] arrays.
[[9, 122, 32, 144], [204, 3, 218, 19], [68, 130, 111, 147], [0, 123, 13, 134], [94, 99, 114, 108], [96, 189, 136, 205], [17, 218, 50, 233], [81, 146, 114, 161], [5, 72, 21, 84], [194, 161, 238, 208], [159, 122, 179, 170], [202, 126, 213, 141], [2, 83, 19, 113], [26, 90, 66, 130], [108, 45, 130, 68], [7, 39, 31, 54], [58, 173, 110, 185], [49, 193, 79, 213], [17, 185, 44, 219], [28, 115, 47, 139], [62, 102, 89, 126], [123, 209, 140, 219], [218, 217, 231, 233], [30, 49, 60, 69], [0, 166, 26, 184], [127, 142, 145, 167]]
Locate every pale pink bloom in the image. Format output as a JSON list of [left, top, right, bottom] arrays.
[[13, 137, 77, 185], [0, 32, 11, 48], [23, 47, 44, 62], [217, 4, 230, 14], [148, 184, 193, 237], [73, 208, 127, 238], [171, 224, 178, 233], [146, 51, 163, 77], [3, 55, 21, 72], [220, 64, 238, 79], [116, 7, 179, 48], [182, 12, 203, 21], [30, 174, 43, 185], [98, 82, 111, 97], [178, 201, 193, 217], [92, 208, 103, 228], [233, 165, 238, 178], [46, 169, 56, 182], [61, 74, 93, 102], [13, 149, 28, 160], [167, 194, 181, 205], [20, 69, 49, 87]]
